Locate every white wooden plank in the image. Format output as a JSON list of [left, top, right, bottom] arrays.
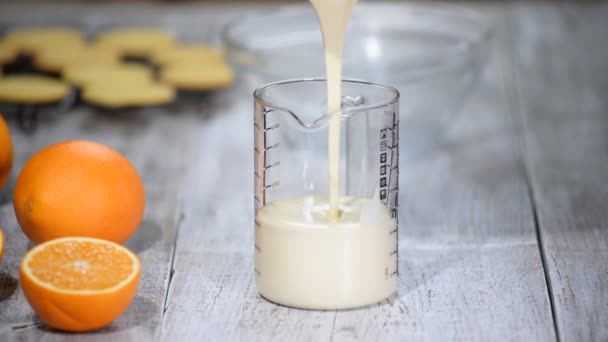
[[161, 9, 556, 340], [508, 3, 608, 341]]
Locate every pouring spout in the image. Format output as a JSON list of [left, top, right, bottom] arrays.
[[278, 95, 368, 130]]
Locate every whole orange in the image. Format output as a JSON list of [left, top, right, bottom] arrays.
[[14, 140, 145, 244], [0, 114, 13, 188]]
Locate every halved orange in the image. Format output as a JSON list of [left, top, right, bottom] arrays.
[[20, 237, 140, 332]]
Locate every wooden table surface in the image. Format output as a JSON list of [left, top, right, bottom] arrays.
[[0, 2, 606, 341]]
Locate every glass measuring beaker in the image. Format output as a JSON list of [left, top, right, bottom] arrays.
[[254, 78, 399, 310]]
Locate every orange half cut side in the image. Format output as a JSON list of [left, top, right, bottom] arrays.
[[20, 237, 141, 332]]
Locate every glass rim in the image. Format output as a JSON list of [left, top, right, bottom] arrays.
[[254, 78, 400, 117]]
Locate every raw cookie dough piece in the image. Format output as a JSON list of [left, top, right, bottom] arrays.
[[35, 45, 120, 73], [151, 43, 223, 66], [63, 63, 152, 88], [4, 27, 84, 54], [161, 62, 234, 91], [95, 28, 174, 58], [82, 82, 175, 108], [0, 75, 70, 104]]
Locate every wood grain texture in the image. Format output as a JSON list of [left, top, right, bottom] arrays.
[[0, 107, 199, 341], [160, 10, 556, 340], [507, 3, 608, 341]]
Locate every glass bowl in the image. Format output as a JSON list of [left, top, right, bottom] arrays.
[[222, 3, 493, 159]]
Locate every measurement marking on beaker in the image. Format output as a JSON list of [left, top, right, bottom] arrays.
[[265, 181, 280, 189], [254, 146, 260, 154], [388, 112, 399, 280], [254, 196, 261, 204], [265, 142, 280, 150], [264, 123, 280, 132], [264, 161, 280, 169], [258, 106, 282, 208], [254, 171, 261, 179]]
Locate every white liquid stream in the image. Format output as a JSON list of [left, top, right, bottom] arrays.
[[310, 0, 357, 219]]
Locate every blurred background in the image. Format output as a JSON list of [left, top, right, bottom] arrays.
[[0, 0, 496, 160]]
